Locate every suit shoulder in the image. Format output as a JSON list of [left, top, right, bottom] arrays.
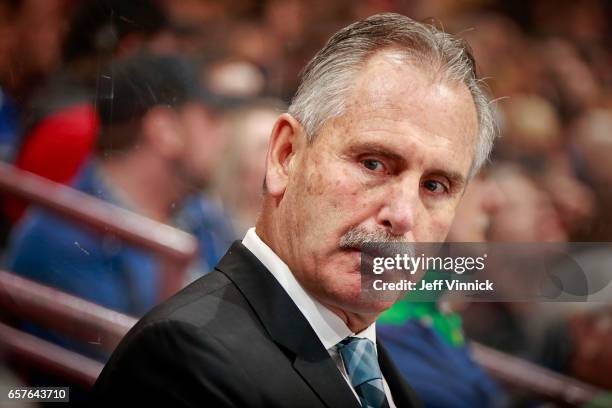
[[93, 317, 262, 407], [136, 269, 238, 327]]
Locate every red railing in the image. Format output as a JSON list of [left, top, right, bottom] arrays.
[[0, 322, 103, 389], [0, 271, 137, 352], [471, 341, 602, 405], [0, 162, 198, 299], [0, 270, 138, 388], [0, 164, 604, 403], [0, 269, 604, 403]]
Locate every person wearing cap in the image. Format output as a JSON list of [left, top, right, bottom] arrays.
[[4, 0, 176, 225], [5, 52, 236, 360]]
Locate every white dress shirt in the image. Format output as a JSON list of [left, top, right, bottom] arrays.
[[242, 228, 396, 407]]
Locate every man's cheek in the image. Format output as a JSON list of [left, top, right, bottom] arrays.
[[329, 183, 368, 214], [304, 167, 328, 196], [432, 211, 457, 240]]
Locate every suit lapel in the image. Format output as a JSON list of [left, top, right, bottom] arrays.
[[293, 355, 361, 408], [216, 242, 360, 408], [377, 339, 423, 408]]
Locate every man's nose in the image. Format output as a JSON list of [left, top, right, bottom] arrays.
[[376, 181, 419, 237]]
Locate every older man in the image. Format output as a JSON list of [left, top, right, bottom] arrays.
[[93, 13, 495, 408]]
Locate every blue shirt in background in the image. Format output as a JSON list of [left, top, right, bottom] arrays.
[[378, 320, 506, 408], [0, 87, 18, 162], [5, 160, 235, 359]]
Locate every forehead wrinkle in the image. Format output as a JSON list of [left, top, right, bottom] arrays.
[[344, 50, 479, 141], [313, 52, 478, 180], [342, 106, 464, 155], [349, 71, 475, 125]]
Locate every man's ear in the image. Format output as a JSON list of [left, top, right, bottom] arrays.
[[141, 106, 184, 159], [264, 113, 304, 198]]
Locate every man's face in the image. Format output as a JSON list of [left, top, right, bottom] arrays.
[[447, 175, 504, 242], [15, 0, 68, 77], [270, 51, 479, 314], [177, 102, 227, 190], [489, 169, 567, 243]]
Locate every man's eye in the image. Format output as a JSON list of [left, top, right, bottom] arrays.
[[362, 159, 385, 172], [422, 179, 448, 194]]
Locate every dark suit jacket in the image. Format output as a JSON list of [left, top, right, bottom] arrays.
[[93, 242, 422, 407]]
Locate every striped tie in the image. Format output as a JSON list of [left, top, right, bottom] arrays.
[[336, 337, 388, 408]]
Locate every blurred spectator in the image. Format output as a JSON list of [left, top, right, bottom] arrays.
[[0, 0, 72, 157], [499, 94, 562, 155], [539, 38, 601, 117], [488, 163, 567, 243], [570, 109, 612, 241], [446, 171, 505, 243], [534, 249, 612, 380], [0, 0, 72, 249], [213, 99, 284, 234], [160, 0, 230, 55], [4, 0, 176, 225], [566, 305, 612, 390], [207, 59, 266, 99], [378, 171, 507, 408], [0, 0, 71, 161], [4, 53, 236, 359], [461, 164, 568, 360], [539, 151, 595, 239]]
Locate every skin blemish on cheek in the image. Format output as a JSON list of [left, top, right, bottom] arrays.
[[305, 170, 326, 196]]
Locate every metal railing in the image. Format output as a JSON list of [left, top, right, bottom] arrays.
[[0, 162, 198, 299], [0, 164, 605, 403], [472, 341, 602, 405], [0, 269, 605, 403]]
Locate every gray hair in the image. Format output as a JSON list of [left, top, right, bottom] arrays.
[[288, 13, 496, 178]]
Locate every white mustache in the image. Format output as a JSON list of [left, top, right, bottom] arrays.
[[339, 227, 416, 257]]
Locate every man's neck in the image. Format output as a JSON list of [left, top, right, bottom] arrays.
[[320, 302, 379, 334], [98, 153, 186, 222]]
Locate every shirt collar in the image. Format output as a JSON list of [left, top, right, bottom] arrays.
[[242, 227, 376, 350]]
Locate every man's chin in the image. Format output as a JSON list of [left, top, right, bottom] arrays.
[[350, 300, 397, 315], [329, 289, 399, 317]]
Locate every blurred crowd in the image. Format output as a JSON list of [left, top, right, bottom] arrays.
[[0, 0, 611, 404]]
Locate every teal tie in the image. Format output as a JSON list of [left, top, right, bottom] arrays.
[[336, 337, 388, 408]]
